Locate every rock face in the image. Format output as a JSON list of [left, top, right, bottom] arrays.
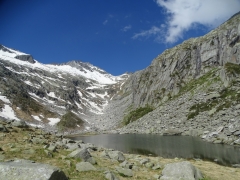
[[0, 159, 68, 180], [121, 13, 240, 108], [15, 54, 35, 63], [110, 12, 240, 145], [160, 161, 203, 180]]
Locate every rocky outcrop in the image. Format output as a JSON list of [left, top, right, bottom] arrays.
[[160, 161, 203, 180], [0, 159, 68, 180], [122, 13, 240, 108], [15, 54, 35, 63]]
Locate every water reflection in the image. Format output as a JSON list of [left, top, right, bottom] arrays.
[[71, 134, 240, 166]]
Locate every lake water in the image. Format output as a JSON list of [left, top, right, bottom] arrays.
[[71, 134, 240, 166]]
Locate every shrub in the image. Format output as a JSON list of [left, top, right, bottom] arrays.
[[123, 105, 154, 125]]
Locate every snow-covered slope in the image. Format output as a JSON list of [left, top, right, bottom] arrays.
[[0, 45, 129, 131], [0, 45, 125, 84]]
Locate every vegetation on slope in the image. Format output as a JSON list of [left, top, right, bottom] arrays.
[[123, 105, 154, 125]]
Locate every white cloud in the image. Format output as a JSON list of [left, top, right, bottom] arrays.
[[133, 0, 240, 43], [156, 0, 240, 43], [132, 26, 164, 42], [122, 25, 132, 32]]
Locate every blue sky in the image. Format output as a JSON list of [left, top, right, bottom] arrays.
[[1, 0, 240, 75]]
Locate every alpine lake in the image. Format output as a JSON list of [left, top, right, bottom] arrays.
[[70, 134, 240, 167]]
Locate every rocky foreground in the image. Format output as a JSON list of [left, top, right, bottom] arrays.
[[0, 119, 240, 180]]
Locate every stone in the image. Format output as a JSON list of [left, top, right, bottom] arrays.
[[48, 145, 57, 152], [108, 150, 125, 162], [234, 138, 240, 145], [44, 150, 53, 158], [208, 108, 217, 116], [11, 120, 28, 128], [116, 167, 133, 177], [67, 148, 96, 164], [160, 161, 203, 180], [0, 124, 8, 132], [119, 160, 133, 169], [104, 171, 119, 180], [205, 93, 220, 101], [76, 162, 96, 172], [145, 162, 154, 168], [100, 150, 110, 159], [140, 158, 150, 165], [0, 159, 67, 180], [234, 130, 240, 136]]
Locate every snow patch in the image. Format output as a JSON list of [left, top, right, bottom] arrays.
[[48, 92, 56, 98], [0, 95, 11, 104], [0, 105, 20, 120], [32, 115, 42, 121], [48, 117, 61, 125]]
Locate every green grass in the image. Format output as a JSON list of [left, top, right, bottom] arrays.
[[224, 62, 240, 76], [123, 105, 154, 125], [187, 87, 240, 119]]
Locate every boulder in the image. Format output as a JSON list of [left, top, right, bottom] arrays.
[[76, 162, 96, 172], [0, 124, 8, 132], [104, 171, 119, 180], [0, 159, 68, 180], [67, 148, 96, 164], [108, 150, 125, 162], [160, 161, 203, 180], [116, 167, 133, 177], [11, 120, 28, 128]]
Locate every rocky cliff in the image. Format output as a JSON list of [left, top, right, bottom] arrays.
[[123, 13, 240, 108], [111, 12, 240, 146]]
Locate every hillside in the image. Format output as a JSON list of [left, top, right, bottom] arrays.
[[0, 45, 129, 132], [103, 12, 240, 146]]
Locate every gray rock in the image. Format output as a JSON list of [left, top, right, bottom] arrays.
[[15, 54, 35, 63], [119, 160, 133, 169], [104, 171, 119, 180], [160, 161, 203, 180], [11, 120, 28, 128], [108, 150, 125, 162], [48, 145, 57, 152], [116, 167, 133, 177], [206, 93, 220, 101], [76, 162, 96, 172], [0, 124, 8, 132], [31, 137, 46, 144], [234, 138, 240, 145], [0, 159, 68, 180], [139, 158, 150, 165], [67, 148, 96, 164]]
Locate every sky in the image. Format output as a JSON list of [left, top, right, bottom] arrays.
[[1, 0, 240, 76]]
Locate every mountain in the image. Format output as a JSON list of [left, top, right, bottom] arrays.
[[1, 12, 240, 146], [0, 44, 129, 132], [113, 12, 240, 145]]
